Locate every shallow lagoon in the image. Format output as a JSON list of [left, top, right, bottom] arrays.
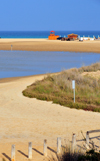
[[0, 51, 100, 78]]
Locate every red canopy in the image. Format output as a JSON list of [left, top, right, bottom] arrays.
[[50, 30, 55, 32]]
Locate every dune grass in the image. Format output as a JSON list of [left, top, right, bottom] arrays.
[[49, 148, 100, 161], [49, 132, 100, 161], [22, 62, 100, 112]]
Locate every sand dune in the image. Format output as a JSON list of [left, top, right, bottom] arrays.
[[0, 74, 100, 160]]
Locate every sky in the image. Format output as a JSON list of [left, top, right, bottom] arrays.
[[0, 0, 100, 31]]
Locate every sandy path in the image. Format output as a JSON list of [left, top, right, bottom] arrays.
[[0, 39, 100, 53], [0, 74, 100, 160]]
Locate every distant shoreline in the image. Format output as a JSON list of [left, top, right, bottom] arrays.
[[0, 73, 46, 83], [0, 72, 59, 83], [0, 38, 100, 53]]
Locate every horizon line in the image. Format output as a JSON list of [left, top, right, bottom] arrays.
[[0, 30, 100, 32]]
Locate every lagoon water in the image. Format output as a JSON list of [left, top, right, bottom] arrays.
[[0, 51, 100, 78]]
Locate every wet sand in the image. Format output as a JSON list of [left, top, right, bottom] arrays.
[[0, 38, 100, 53], [0, 73, 100, 160]]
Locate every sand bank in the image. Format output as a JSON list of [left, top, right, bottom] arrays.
[[0, 38, 100, 53], [0, 74, 100, 160]]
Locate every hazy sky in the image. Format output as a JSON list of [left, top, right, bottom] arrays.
[[0, 0, 100, 31]]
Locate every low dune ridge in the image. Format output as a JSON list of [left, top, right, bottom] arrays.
[[82, 70, 100, 80]]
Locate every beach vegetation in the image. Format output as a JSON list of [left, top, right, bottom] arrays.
[[48, 133, 100, 161], [49, 148, 100, 161], [22, 62, 100, 112]]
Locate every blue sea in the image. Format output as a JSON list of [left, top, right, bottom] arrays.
[[0, 51, 100, 78], [0, 31, 100, 78], [0, 31, 100, 38]]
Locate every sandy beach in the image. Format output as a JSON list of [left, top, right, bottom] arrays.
[[0, 0, 100, 159], [0, 39, 100, 160], [0, 74, 100, 160], [0, 38, 100, 53]]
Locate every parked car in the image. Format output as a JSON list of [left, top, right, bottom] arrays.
[[57, 37, 63, 40], [61, 37, 74, 41]]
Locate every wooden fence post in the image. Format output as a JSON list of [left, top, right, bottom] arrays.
[[57, 137, 61, 154], [43, 139, 47, 156], [11, 145, 15, 161], [86, 131, 89, 148], [28, 142, 32, 159], [71, 133, 76, 153]]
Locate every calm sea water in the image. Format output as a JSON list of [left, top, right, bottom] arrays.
[[0, 31, 100, 38], [0, 51, 100, 78]]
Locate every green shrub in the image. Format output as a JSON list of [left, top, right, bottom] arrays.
[[22, 62, 100, 112]]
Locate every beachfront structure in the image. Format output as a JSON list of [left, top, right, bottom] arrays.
[[48, 31, 59, 40], [67, 33, 78, 40]]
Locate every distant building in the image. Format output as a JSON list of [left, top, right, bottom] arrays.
[[67, 33, 78, 40]]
